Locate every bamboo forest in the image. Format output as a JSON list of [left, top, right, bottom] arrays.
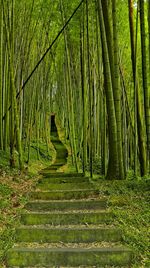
[[0, 0, 149, 267]]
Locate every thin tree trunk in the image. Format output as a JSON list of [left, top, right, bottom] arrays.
[[3, 51, 9, 151], [139, 0, 150, 172], [86, 0, 93, 178], [97, 0, 119, 180], [0, 7, 3, 150], [80, 9, 87, 174], [101, 94, 106, 176], [148, 0, 150, 79], [2, 0, 23, 169], [112, 0, 125, 179], [128, 0, 147, 175], [60, 0, 79, 172]]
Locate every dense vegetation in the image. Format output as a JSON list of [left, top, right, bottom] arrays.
[[0, 0, 150, 267], [0, 0, 150, 179]]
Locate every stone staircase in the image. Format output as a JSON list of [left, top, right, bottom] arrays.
[[6, 117, 133, 267]]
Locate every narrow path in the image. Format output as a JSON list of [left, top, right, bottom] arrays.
[[6, 117, 133, 267], [41, 114, 68, 173]]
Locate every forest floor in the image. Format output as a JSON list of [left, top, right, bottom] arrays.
[[93, 175, 150, 268], [0, 144, 149, 267], [0, 141, 56, 267]]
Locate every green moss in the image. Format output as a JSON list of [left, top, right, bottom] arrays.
[[26, 199, 107, 211], [30, 189, 100, 200], [37, 182, 94, 190], [6, 248, 132, 267], [21, 211, 113, 225]]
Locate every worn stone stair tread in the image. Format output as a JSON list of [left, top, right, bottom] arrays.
[[17, 225, 117, 229], [26, 198, 107, 203], [30, 189, 100, 200], [25, 199, 107, 211], [15, 226, 122, 243], [38, 180, 90, 184], [40, 172, 84, 177], [22, 210, 110, 214], [38, 176, 89, 183], [21, 209, 109, 216], [21, 211, 113, 225], [47, 161, 66, 164], [49, 163, 66, 166], [34, 189, 99, 193], [37, 182, 95, 190], [7, 247, 132, 267], [8, 247, 131, 252], [6, 266, 130, 268], [17, 224, 115, 229], [12, 241, 126, 249]]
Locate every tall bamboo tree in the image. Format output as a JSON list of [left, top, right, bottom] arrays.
[[97, 0, 119, 179], [128, 0, 147, 175], [2, 0, 23, 169], [112, 0, 125, 179], [0, 2, 3, 150], [80, 6, 88, 173], [139, 0, 150, 171]]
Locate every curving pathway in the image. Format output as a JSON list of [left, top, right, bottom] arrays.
[[6, 116, 133, 267]]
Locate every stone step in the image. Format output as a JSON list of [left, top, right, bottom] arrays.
[[39, 172, 84, 177], [30, 189, 99, 200], [25, 199, 107, 211], [44, 167, 59, 171], [50, 163, 66, 167], [38, 176, 89, 184], [21, 211, 113, 225], [6, 247, 133, 267], [37, 182, 95, 190], [43, 167, 58, 171], [15, 226, 122, 243]]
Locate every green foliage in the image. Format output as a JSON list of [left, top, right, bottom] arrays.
[[86, 155, 102, 175], [0, 180, 25, 264], [0, 140, 56, 265], [95, 177, 150, 267], [0, 184, 12, 197], [0, 150, 10, 167]]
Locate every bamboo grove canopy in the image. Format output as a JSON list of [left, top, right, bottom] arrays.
[[0, 0, 150, 179]]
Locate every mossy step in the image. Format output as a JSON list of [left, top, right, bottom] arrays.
[[44, 163, 67, 169], [54, 161, 67, 165], [39, 172, 84, 177], [25, 199, 107, 211], [15, 226, 122, 243], [37, 182, 95, 190], [38, 176, 89, 183], [6, 247, 133, 267], [11, 241, 128, 249], [43, 167, 58, 171], [49, 163, 66, 167], [21, 211, 113, 225], [30, 189, 99, 200]]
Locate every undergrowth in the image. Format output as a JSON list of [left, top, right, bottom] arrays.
[[94, 175, 150, 268], [0, 141, 55, 266]]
